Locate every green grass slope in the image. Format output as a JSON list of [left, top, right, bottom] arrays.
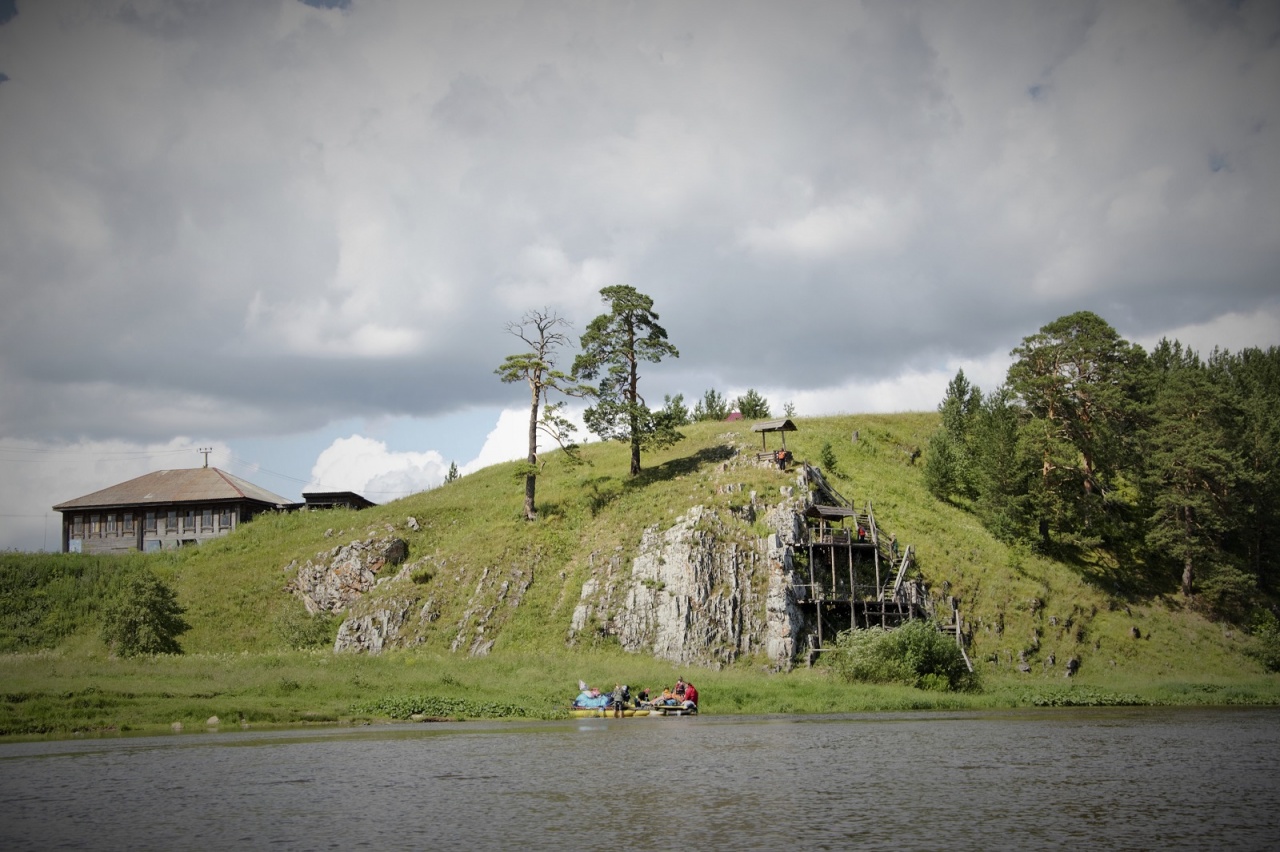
[[2, 413, 1277, 736]]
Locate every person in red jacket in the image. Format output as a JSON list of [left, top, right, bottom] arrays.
[[682, 681, 698, 708]]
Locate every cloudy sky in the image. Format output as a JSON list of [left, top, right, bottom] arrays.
[[2, 0, 1278, 551]]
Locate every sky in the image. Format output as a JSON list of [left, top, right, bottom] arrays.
[[1, 0, 1278, 552]]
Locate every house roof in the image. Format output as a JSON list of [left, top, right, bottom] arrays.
[[53, 468, 291, 512], [302, 491, 377, 509]]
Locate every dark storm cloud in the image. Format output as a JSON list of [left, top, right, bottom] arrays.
[[0, 0, 1277, 446]]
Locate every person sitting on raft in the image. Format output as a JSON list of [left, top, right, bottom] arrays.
[[681, 681, 698, 710]]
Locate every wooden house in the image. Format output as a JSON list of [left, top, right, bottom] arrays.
[[52, 467, 292, 554]]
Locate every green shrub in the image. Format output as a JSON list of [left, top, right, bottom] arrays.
[[819, 441, 839, 474], [272, 607, 337, 650], [830, 620, 978, 692], [100, 571, 190, 657], [1249, 611, 1280, 673]]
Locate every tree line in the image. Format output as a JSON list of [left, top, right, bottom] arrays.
[[924, 310, 1280, 624], [495, 286, 778, 521]]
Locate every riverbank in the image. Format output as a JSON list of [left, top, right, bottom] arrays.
[[4, 647, 1278, 740]]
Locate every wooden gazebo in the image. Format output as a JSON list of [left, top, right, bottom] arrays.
[[751, 418, 796, 450]]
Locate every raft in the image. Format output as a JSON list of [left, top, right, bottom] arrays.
[[568, 707, 651, 718], [646, 704, 697, 716]]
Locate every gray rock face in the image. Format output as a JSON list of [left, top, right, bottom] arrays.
[[334, 602, 411, 653], [286, 536, 409, 616], [570, 495, 807, 669]]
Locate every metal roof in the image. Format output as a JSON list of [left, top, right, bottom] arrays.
[[751, 418, 797, 433], [53, 468, 291, 511]]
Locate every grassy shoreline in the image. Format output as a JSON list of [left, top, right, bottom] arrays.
[[4, 648, 1278, 741]]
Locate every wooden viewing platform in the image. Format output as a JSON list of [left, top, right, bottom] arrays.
[[792, 462, 953, 665]]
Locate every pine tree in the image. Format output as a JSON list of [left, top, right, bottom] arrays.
[[496, 308, 592, 520], [1141, 341, 1244, 599], [574, 286, 681, 475]]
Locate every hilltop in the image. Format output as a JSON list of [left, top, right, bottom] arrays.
[[2, 413, 1278, 735]]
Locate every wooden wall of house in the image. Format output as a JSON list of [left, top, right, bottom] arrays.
[[62, 503, 244, 554]]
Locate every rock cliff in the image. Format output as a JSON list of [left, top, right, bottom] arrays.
[[285, 479, 814, 669]]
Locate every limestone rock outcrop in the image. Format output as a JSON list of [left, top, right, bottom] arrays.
[[287, 477, 813, 668], [285, 535, 409, 616], [570, 494, 807, 669]]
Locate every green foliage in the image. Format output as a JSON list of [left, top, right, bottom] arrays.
[[444, 462, 459, 484], [693, 388, 730, 421], [1005, 311, 1147, 546], [272, 607, 337, 650], [661, 394, 691, 427], [351, 694, 534, 720], [735, 388, 771, 420], [0, 554, 133, 651], [830, 621, 978, 692], [1013, 687, 1149, 707], [924, 369, 983, 503], [100, 571, 190, 657], [819, 441, 839, 475], [921, 315, 1280, 620], [1249, 611, 1280, 672], [574, 285, 682, 475], [497, 308, 594, 520]]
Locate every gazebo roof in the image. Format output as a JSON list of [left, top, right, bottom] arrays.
[[804, 504, 858, 521], [751, 418, 797, 434]]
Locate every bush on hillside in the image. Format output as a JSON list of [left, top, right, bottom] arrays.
[[272, 606, 338, 650], [100, 571, 190, 657], [829, 620, 978, 692], [1249, 610, 1280, 673]]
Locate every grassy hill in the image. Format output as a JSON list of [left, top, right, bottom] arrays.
[[2, 413, 1278, 736]]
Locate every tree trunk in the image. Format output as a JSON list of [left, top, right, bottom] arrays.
[[525, 387, 539, 521], [627, 328, 641, 476], [1181, 504, 1194, 596]]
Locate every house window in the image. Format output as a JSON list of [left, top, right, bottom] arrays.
[[145, 512, 157, 533], [123, 513, 134, 533], [220, 508, 233, 530], [202, 509, 213, 532], [184, 510, 195, 532], [107, 514, 117, 535], [90, 515, 100, 536], [73, 515, 84, 536], [166, 511, 177, 533]]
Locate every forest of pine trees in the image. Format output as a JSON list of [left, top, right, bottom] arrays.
[[925, 311, 1280, 626]]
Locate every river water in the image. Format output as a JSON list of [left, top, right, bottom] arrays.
[[1, 707, 1277, 850]]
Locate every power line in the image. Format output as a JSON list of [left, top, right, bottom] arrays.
[[0, 444, 194, 457]]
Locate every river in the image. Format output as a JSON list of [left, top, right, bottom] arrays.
[[1, 707, 1277, 850]]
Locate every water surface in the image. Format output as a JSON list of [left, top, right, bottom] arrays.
[[1, 707, 1276, 850]]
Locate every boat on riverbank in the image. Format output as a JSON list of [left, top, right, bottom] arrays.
[[568, 704, 698, 718], [568, 707, 650, 718]]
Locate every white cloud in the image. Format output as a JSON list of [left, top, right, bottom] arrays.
[[306, 435, 448, 502], [1132, 306, 1280, 358], [740, 197, 917, 259]]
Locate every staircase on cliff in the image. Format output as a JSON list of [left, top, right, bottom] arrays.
[[795, 462, 967, 667]]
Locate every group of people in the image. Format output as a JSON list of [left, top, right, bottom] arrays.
[[572, 678, 698, 715], [641, 677, 698, 710]]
